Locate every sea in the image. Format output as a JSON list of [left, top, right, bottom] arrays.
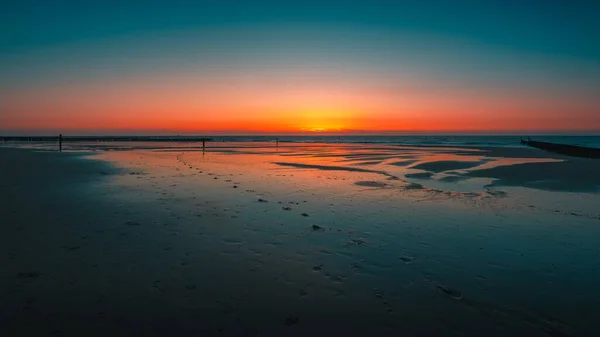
[[3, 135, 600, 150], [209, 135, 600, 148]]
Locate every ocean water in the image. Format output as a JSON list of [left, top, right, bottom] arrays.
[[4, 135, 600, 151], [211, 135, 600, 148]]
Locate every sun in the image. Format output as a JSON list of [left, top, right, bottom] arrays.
[[299, 123, 346, 132], [300, 127, 329, 132], [295, 109, 350, 133]]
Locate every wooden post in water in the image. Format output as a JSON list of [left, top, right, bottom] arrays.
[[59, 134, 62, 152], [202, 139, 206, 151]]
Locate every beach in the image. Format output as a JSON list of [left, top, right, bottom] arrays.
[[2, 143, 600, 336]]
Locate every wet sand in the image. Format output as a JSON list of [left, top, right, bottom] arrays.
[[1, 145, 600, 336]]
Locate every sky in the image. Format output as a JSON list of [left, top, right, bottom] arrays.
[[1, 0, 599, 135]]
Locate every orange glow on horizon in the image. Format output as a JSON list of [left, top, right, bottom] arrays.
[[2, 73, 599, 134]]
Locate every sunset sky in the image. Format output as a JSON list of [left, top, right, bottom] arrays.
[[1, 1, 599, 135]]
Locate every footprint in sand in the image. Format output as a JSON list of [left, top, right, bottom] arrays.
[[399, 256, 414, 264], [373, 288, 394, 313], [346, 238, 365, 246], [328, 273, 347, 283], [311, 225, 324, 231], [355, 181, 387, 188], [436, 285, 463, 300]]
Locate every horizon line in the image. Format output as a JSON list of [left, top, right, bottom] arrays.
[[2, 132, 600, 138]]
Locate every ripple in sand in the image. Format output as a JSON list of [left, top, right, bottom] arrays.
[[404, 182, 423, 190], [390, 159, 418, 167], [319, 248, 331, 255], [355, 181, 387, 187], [405, 172, 434, 179], [412, 160, 482, 172], [486, 189, 507, 197]]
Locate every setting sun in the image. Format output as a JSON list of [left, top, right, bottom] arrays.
[[295, 109, 351, 132]]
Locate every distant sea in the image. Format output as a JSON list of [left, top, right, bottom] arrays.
[[211, 135, 600, 148], [3, 135, 600, 149]]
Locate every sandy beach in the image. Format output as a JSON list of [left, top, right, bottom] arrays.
[[2, 143, 600, 336]]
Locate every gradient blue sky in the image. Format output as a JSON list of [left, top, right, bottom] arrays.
[[1, 0, 599, 134]]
